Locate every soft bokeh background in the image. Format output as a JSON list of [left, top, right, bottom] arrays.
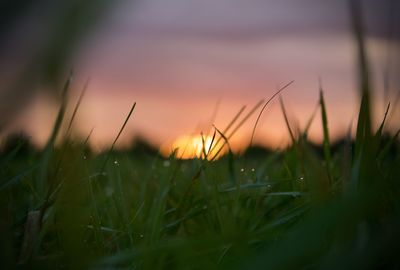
[[1, 0, 399, 152]]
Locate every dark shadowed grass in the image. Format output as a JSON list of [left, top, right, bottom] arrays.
[[1, 71, 399, 269]]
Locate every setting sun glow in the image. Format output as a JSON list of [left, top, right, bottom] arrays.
[[160, 134, 226, 160]]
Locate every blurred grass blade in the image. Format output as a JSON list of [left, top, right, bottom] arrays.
[[213, 125, 236, 186], [350, 0, 372, 157], [0, 164, 39, 191], [83, 127, 94, 147], [45, 78, 90, 201], [37, 72, 72, 196], [279, 95, 295, 144], [208, 105, 246, 155], [229, 100, 264, 140], [65, 77, 90, 136], [319, 87, 332, 184], [375, 102, 390, 138], [211, 125, 232, 161], [18, 210, 41, 264], [210, 101, 264, 157], [100, 102, 136, 173], [378, 129, 400, 161], [200, 132, 207, 159], [44, 72, 72, 151], [303, 102, 319, 138]]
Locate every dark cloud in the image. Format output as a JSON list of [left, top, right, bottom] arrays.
[[101, 0, 398, 42]]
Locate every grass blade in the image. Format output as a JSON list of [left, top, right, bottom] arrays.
[[250, 80, 294, 147], [100, 102, 136, 173], [279, 95, 295, 144], [319, 87, 332, 185]]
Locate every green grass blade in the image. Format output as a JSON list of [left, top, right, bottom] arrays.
[[0, 164, 39, 191], [350, 0, 372, 157], [319, 88, 332, 185], [65, 77, 89, 136], [279, 95, 295, 144], [37, 72, 72, 197], [303, 101, 319, 139], [375, 102, 390, 138], [249, 80, 294, 147], [100, 102, 136, 173]]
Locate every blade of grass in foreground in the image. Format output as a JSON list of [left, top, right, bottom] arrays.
[[319, 87, 332, 185], [37, 72, 72, 198], [43, 79, 90, 201], [38, 78, 92, 232], [375, 102, 390, 139], [350, 0, 372, 158], [377, 129, 400, 162], [0, 164, 39, 191], [65, 78, 90, 136], [211, 98, 268, 160], [208, 105, 246, 157], [208, 103, 259, 160], [279, 96, 295, 144], [250, 80, 294, 147], [349, 0, 381, 195], [302, 101, 319, 139], [99, 102, 136, 174]]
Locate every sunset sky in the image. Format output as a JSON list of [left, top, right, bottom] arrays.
[[2, 0, 399, 153]]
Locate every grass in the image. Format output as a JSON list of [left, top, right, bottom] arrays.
[[1, 83, 399, 270], [1, 1, 399, 269]]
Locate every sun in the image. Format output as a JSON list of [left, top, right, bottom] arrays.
[[160, 134, 226, 160]]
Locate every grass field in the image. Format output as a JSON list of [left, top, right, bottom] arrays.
[[1, 2, 400, 270], [1, 79, 399, 269]]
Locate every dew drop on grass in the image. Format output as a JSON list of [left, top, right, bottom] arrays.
[[114, 160, 119, 166], [181, 165, 186, 172], [240, 168, 245, 172], [251, 168, 255, 172], [105, 186, 114, 197], [163, 160, 170, 167]]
